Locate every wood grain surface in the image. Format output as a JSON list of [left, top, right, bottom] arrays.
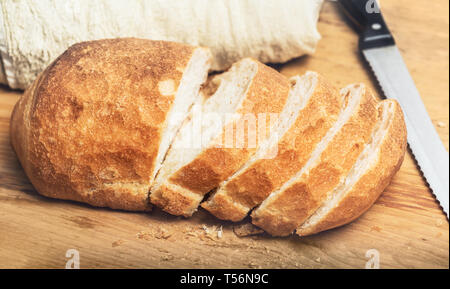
[[0, 0, 448, 269]]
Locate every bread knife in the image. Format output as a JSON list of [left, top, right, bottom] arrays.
[[338, 0, 449, 218]]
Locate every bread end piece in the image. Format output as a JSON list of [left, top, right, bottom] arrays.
[[297, 99, 407, 236], [10, 38, 210, 211]]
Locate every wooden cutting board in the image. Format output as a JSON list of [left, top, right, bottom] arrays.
[[0, 0, 448, 269]]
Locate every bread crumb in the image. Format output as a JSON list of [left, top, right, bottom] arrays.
[[436, 121, 446, 128], [315, 257, 321, 263], [186, 232, 198, 237], [233, 223, 264, 237], [371, 226, 382, 232], [155, 228, 172, 239], [136, 231, 152, 241], [248, 261, 259, 269], [200, 224, 223, 241], [112, 240, 125, 247], [202, 224, 211, 234]]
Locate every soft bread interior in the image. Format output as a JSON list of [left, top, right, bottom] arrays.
[[151, 58, 258, 193], [203, 72, 319, 212], [298, 100, 394, 233], [152, 48, 211, 181], [254, 84, 364, 215], [239, 72, 318, 166]]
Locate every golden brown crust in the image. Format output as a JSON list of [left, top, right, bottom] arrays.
[[151, 60, 290, 216], [202, 74, 342, 221], [202, 192, 249, 221], [251, 85, 379, 236], [297, 100, 407, 236], [151, 183, 203, 217], [10, 38, 201, 211]]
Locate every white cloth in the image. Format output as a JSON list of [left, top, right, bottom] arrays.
[[0, 0, 323, 90]]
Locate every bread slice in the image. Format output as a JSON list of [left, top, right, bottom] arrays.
[[251, 84, 379, 236], [150, 58, 290, 217], [10, 38, 211, 211], [297, 100, 407, 236], [201, 72, 342, 221]]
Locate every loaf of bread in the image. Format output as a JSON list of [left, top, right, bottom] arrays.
[[10, 38, 407, 236]]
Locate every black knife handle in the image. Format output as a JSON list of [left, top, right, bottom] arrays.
[[338, 0, 395, 49]]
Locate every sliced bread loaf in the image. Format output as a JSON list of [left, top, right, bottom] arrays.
[[201, 72, 342, 221], [297, 99, 407, 236], [251, 84, 379, 236], [150, 58, 290, 217], [10, 39, 408, 236]]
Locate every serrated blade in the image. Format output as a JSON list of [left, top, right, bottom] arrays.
[[363, 45, 449, 218]]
